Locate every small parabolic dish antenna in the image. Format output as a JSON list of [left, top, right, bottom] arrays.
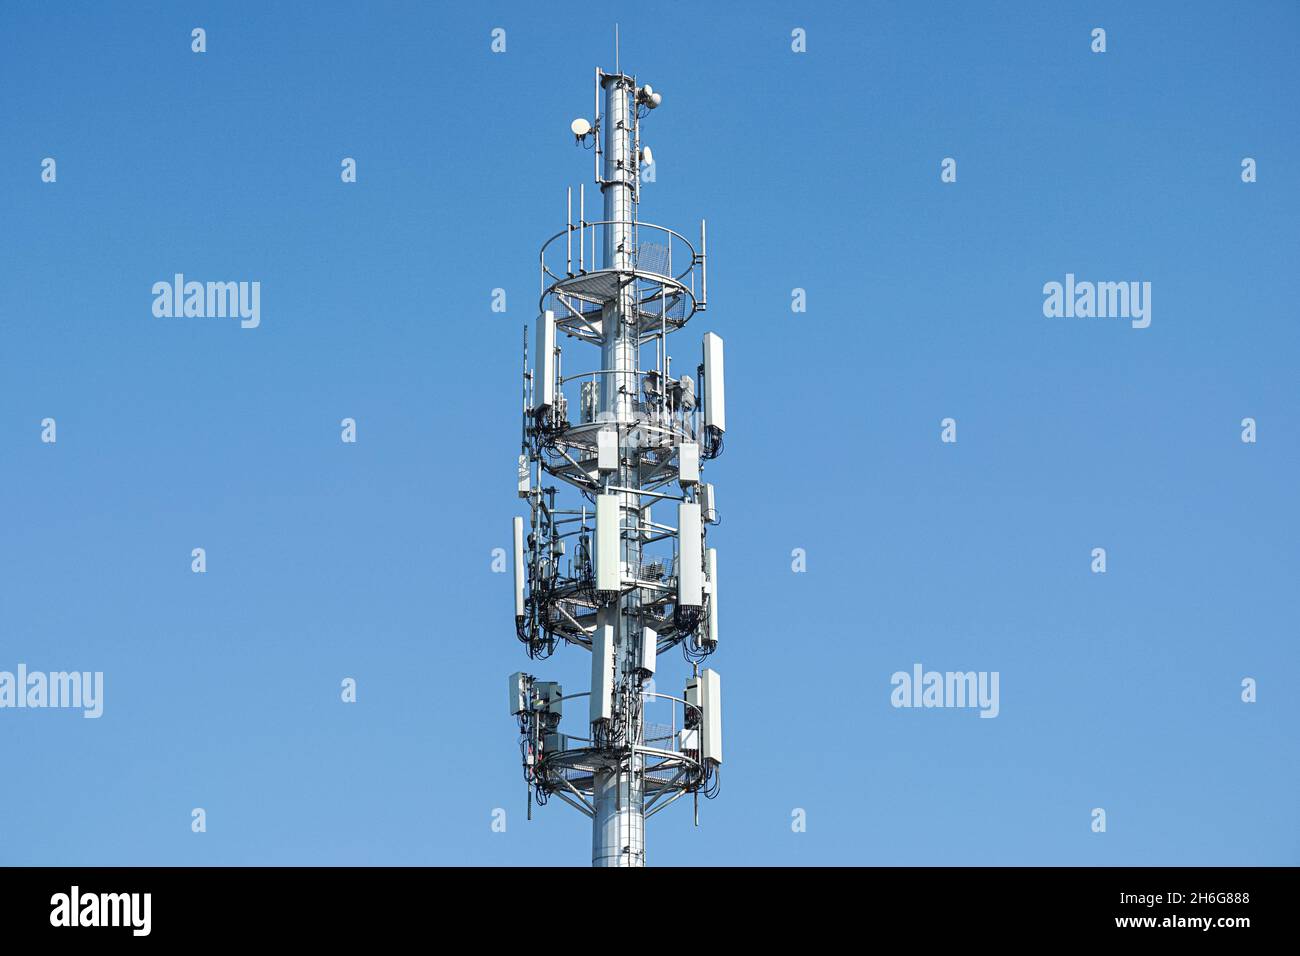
[[571, 117, 592, 139]]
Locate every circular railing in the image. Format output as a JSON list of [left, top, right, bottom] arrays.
[[534, 691, 704, 795], [539, 219, 699, 288]]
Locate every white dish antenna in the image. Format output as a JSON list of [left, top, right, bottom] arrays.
[[570, 117, 592, 140]]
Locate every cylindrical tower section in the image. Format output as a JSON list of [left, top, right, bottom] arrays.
[[591, 754, 645, 866], [600, 72, 637, 425], [593, 71, 646, 868]]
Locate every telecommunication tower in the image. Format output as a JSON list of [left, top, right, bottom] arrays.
[[508, 57, 726, 867]]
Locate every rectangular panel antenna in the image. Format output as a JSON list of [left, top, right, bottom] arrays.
[[595, 494, 620, 594], [677, 501, 702, 607], [590, 622, 614, 723], [512, 516, 525, 618], [702, 332, 725, 433], [534, 310, 556, 411]]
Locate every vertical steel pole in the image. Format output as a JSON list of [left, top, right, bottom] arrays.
[[592, 70, 645, 868]]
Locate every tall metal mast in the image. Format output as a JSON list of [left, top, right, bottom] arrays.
[[508, 57, 727, 867]]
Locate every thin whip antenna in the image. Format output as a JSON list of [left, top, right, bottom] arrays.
[[614, 24, 619, 74]]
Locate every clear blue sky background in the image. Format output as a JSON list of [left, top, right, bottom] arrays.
[[2, 1, 1296, 866]]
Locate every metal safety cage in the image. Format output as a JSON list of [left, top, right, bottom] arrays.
[[539, 219, 707, 346]]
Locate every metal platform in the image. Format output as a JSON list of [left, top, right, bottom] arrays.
[[538, 220, 703, 344]]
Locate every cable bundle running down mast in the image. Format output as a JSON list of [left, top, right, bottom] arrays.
[[508, 59, 726, 867]]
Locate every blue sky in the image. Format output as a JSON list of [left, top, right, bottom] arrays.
[[1, 0, 1296, 866]]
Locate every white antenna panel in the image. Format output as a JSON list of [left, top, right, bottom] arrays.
[[677, 501, 702, 607], [534, 311, 556, 411]]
